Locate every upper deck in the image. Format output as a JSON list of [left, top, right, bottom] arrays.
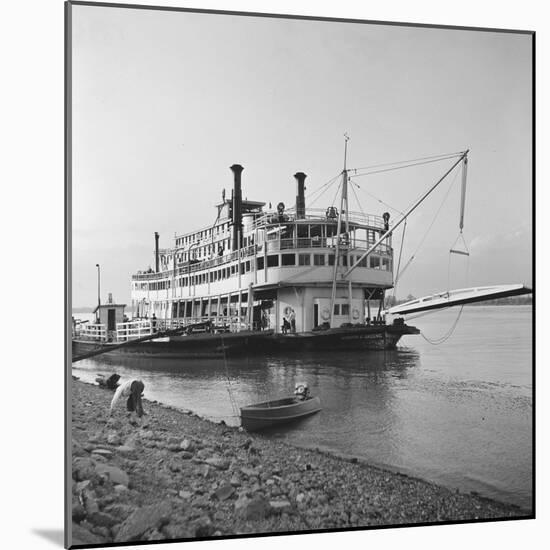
[[131, 164, 395, 315], [133, 205, 390, 277], [131, 205, 393, 308]]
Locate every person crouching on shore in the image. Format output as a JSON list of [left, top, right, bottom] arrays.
[[110, 379, 145, 418]]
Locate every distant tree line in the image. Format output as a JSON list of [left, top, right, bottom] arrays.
[[466, 294, 533, 306], [384, 294, 532, 308], [72, 306, 95, 313]]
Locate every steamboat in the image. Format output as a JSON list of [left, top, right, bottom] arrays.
[[72, 146, 530, 361]]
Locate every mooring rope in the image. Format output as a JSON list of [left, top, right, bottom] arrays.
[[220, 332, 240, 417]]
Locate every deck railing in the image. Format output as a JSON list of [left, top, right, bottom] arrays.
[[253, 208, 386, 230], [74, 317, 255, 344], [116, 320, 155, 342], [132, 236, 391, 283], [77, 323, 108, 342], [266, 237, 391, 255], [132, 245, 258, 281], [157, 316, 251, 333]]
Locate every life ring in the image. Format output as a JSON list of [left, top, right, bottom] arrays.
[[352, 308, 360, 320], [321, 307, 330, 321]]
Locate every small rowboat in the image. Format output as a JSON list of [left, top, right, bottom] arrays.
[[240, 396, 321, 432]]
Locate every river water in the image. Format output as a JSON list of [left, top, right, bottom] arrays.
[[72, 305, 532, 510]]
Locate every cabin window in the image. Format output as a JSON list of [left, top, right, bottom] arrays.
[[310, 224, 323, 241], [341, 304, 350, 316], [313, 254, 325, 266], [267, 254, 279, 267], [245, 261, 251, 272], [333, 304, 340, 315], [298, 254, 311, 266], [328, 254, 336, 266], [257, 257, 264, 270], [297, 225, 308, 238], [359, 256, 368, 267], [280, 225, 294, 241], [341, 256, 348, 267], [382, 258, 391, 271], [282, 253, 296, 266], [370, 256, 381, 269], [326, 224, 338, 238]]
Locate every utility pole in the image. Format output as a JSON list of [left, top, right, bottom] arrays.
[[95, 263, 101, 321]]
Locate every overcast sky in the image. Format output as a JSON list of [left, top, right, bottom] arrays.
[[71, 4, 532, 308]]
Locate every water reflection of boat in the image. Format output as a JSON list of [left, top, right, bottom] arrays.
[[240, 395, 321, 432]]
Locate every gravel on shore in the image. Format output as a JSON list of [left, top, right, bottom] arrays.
[[70, 379, 528, 546]]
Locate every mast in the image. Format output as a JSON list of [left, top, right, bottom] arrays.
[[329, 134, 350, 328]]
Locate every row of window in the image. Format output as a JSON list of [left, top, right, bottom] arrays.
[[268, 253, 390, 270], [149, 280, 170, 291], [333, 304, 350, 316], [135, 252, 390, 292], [175, 222, 232, 248]]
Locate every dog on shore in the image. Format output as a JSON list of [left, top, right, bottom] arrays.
[[110, 379, 145, 417]]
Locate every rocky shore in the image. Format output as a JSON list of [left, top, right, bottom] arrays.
[[70, 380, 527, 546]]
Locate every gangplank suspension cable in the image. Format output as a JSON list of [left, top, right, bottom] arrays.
[[419, 306, 465, 345]]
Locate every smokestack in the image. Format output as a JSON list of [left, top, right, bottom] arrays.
[[294, 172, 307, 219], [230, 164, 244, 251], [154, 232, 160, 272]]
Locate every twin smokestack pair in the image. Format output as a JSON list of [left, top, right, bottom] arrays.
[[230, 164, 307, 251], [153, 165, 307, 273]]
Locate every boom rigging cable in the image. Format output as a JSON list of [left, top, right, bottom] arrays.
[[391, 219, 407, 302], [350, 153, 465, 179], [304, 173, 341, 201], [394, 165, 461, 284], [329, 180, 343, 210], [350, 180, 405, 216], [349, 178, 368, 218], [308, 175, 341, 208], [348, 177, 406, 302], [350, 150, 466, 172]]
